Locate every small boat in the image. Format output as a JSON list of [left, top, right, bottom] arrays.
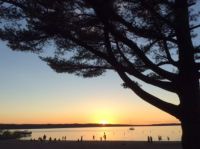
[[14, 130, 32, 137], [15, 130, 32, 135], [0, 130, 32, 140], [129, 127, 135, 130]]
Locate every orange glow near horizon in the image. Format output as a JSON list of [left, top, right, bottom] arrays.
[[0, 103, 180, 124], [91, 107, 118, 124], [0, 78, 180, 125], [99, 120, 109, 125], [0, 112, 179, 124]]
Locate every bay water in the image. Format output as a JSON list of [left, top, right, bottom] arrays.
[[19, 126, 181, 141]]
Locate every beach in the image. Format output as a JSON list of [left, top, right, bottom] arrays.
[[0, 140, 182, 149]]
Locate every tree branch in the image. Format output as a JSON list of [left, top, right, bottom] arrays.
[[116, 70, 180, 119], [106, 24, 178, 81], [60, 31, 109, 62], [156, 61, 171, 67], [114, 39, 176, 92], [113, 13, 177, 43], [140, 0, 175, 29], [102, 26, 176, 93], [190, 24, 200, 31], [41, 58, 113, 73], [162, 39, 178, 67], [142, 40, 159, 53], [100, 23, 178, 90]]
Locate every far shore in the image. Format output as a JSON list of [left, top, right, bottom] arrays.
[[0, 140, 182, 149], [0, 123, 180, 129]]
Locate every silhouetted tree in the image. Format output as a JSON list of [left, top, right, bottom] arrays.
[[0, 1, 199, 148]]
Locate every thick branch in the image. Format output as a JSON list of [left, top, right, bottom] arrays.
[[107, 24, 178, 81], [101, 26, 177, 93], [117, 70, 180, 118], [114, 40, 176, 92], [100, 25, 177, 92]]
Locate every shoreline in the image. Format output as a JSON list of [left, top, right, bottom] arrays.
[[0, 140, 182, 149], [0, 123, 180, 129]]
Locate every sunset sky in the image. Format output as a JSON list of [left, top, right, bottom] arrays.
[[0, 41, 180, 125], [1, 0, 200, 126]]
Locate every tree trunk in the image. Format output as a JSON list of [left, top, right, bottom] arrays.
[[178, 80, 200, 149], [181, 117, 200, 149]]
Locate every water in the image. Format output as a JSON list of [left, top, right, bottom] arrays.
[[19, 126, 181, 141]]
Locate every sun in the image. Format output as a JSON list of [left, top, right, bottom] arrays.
[[99, 120, 108, 125]]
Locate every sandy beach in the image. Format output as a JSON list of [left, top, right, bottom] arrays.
[[0, 140, 182, 149]]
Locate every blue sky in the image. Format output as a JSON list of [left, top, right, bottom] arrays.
[[0, 40, 180, 124]]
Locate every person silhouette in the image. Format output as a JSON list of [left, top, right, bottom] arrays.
[[93, 135, 95, 140], [103, 132, 106, 141], [167, 136, 170, 141], [158, 135, 162, 141], [149, 136, 153, 143], [43, 134, 46, 141], [147, 136, 150, 143]]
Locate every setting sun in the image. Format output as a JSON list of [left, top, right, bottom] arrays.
[[99, 120, 108, 125], [92, 106, 118, 124]]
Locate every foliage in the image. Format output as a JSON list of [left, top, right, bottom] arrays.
[[0, 1, 200, 148]]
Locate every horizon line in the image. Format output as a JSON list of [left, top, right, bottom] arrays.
[[0, 122, 181, 129]]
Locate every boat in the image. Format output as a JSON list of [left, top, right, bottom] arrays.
[[14, 130, 32, 137], [0, 130, 32, 140], [15, 130, 32, 135], [129, 127, 135, 130]]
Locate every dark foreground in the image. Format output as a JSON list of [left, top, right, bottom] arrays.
[[0, 140, 182, 149]]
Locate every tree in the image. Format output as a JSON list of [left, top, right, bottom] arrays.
[[0, 0, 199, 148]]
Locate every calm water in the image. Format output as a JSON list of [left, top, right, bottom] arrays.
[[19, 126, 181, 141]]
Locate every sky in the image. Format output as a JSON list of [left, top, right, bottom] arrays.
[[0, 41, 180, 125], [1, 0, 200, 126]]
